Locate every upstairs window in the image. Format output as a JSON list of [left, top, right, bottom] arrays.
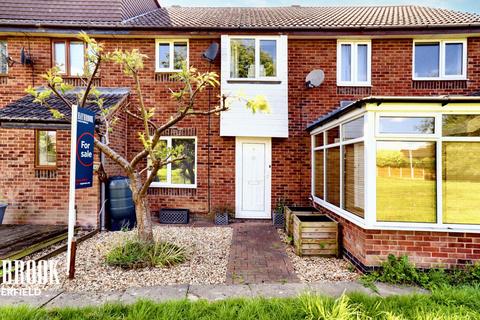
[[35, 130, 57, 168], [52, 40, 86, 76], [413, 40, 467, 80], [155, 40, 188, 72], [230, 37, 277, 79], [0, 40, 8, 75], [337, 41, 371, 86]]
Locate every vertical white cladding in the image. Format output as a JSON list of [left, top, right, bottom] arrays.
[[220, 35, 289, 138]]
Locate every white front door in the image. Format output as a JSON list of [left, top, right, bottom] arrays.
[[235, 137, 271, 219]]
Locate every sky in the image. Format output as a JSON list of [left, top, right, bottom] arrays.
[[161, 0, 480, 14]]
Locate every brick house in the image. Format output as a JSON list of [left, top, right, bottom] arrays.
[[1, 1, 480, 270]]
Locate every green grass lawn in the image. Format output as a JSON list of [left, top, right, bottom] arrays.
[[376, 175, 480, 224], [1, 287, 480, 320]]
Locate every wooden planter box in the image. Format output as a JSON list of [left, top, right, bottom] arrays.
[[293, 214, 338, 257], [285, 206, 320, 236]]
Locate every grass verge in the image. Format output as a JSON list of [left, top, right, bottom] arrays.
[[1, 287, 480, 320]]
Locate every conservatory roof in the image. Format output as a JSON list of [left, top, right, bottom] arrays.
[[306, 95, 480, 132]]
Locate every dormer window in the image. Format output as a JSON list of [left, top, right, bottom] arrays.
[[52, 40, 86, 76], [155, 40, 189, 72]]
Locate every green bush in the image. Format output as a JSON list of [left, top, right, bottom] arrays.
[[362, 254, 480, 289], [105, 237, 186, 269]]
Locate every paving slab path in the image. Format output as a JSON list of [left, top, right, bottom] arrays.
[[226, 221, 299, 284], [0, 282, 428, 309]]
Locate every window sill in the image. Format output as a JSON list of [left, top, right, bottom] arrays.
[[226, 79, 281, 85], [150, 184, 196, 189], [412, 77, 468, 81], [336, 83, 372, 87], [155, 70, 181, 74], [34, 166, 57, 170]]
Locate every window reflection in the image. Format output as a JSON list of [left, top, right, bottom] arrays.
[[443, 115, 480, 137], [379, 117, 435, 134], [443, 142, 480, 224], [376, 141, 436, 223]]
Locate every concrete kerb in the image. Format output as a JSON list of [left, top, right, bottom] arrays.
[[2, 281, 429, 309]]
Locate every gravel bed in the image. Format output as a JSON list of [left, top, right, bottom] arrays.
[[277, 229, 359, 282], [2, 226, 232, 293]]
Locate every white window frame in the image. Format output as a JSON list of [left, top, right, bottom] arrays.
[[0, 40, 8, 75], [150, 136, 197, 189], [412, 39, 467, 81], [311, 107, 480, 233], [311, 109, 367, 226], [155, 39, 189, 73], [227, 36, 279, 81], [336, 40, 372, 87]]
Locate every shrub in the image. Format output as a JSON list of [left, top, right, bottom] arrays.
[[106, 237, 187, 269], [361, 254, 480, 290]]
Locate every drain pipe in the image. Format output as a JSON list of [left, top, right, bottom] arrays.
[[99, 135, 107, 231]]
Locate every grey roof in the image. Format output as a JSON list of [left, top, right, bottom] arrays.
[[0, 5, 480, 31], [0, 0, 159, 23], [124, 6, 480, 30], [0, 88, 129, 124], [306, 95, 480, 132]]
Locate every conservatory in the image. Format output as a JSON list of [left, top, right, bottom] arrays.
[[308, 96, 480, 232]]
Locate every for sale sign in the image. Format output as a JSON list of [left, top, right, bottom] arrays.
[[75, 108, 95, 189]]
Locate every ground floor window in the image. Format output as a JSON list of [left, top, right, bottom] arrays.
[[326, 147, 341, 207], [442, 142, 480, 224], [314, 149, 324, 199], [35, 130, 57, 168], [376, 141, 436, 223], [344, 142, 365, 218], [151, 137, 197, 188]]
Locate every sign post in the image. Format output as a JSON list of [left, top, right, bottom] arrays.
[[67, 105, 95, 277]]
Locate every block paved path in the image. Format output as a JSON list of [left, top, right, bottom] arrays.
[[226, 221, 299, 284]]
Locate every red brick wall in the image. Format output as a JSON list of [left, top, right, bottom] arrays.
[[0, 128, 99, 226], [1, 34, 480, 236], [315, 205, 480, 269]]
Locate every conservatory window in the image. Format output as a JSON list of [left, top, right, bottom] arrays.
[[312, 109, 480, 229], [314, 150, 324, 199], [343, 143, 364, 218], [325, 147, 341, 207], [376, 141, 437, 223], [379, 116, 435, 135]]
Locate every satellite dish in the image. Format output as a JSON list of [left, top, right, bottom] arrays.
[[305, 69, 325, 88], [202, 42, 219, 63]]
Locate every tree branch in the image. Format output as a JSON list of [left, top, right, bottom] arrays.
[[94, 138, 133, 175], [80, 55, 101, 108], [47, 84, 73, 109], [125, 108, 157, 130]]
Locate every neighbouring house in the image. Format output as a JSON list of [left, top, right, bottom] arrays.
[[0, 1, 480, 270]]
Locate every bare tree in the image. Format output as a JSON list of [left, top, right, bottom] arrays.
[[28, 33, 268, 242]]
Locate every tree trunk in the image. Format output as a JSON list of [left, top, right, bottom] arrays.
[[133, 196, 154, 242], [129, 175, 154, 243]]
